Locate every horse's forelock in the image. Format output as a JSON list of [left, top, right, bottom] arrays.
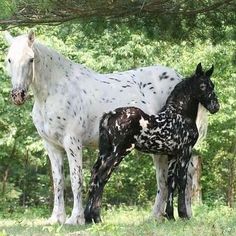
[[7, 35, 34, 60]]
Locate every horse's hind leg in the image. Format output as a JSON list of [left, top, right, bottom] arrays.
[[152, 155, 169, 221], [44, 141, 66, 224]]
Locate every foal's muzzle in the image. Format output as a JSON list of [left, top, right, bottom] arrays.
[[208, 100, 220, 114], [11, 88, 27, 105]]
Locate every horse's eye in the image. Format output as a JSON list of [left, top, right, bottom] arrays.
[[8, 58, 11, 63], [29, 58, 34, 63], [200, 83, 206, 91]]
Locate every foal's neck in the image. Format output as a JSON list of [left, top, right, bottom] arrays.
[[165, 79, 199, 121]]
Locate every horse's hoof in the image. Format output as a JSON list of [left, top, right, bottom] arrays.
[[46, 212, 66, 225], [65, 214, 85, 225]]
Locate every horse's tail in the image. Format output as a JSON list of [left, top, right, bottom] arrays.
[[194, 103, 208, 148]]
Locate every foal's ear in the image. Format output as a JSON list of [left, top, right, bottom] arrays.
[[28, 30, 35, 47], [205, 65, 214, 77], [195, 63, 203, 76], [4, 31, 14, 45]]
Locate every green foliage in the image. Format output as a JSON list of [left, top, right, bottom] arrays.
[[0, 21, 235, 212], [0, 0, 16, 19]]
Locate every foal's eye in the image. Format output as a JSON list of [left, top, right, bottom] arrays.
[[200, 84, 206, 91], [8, 58, 11, 63], [29, 58, 34, 63]]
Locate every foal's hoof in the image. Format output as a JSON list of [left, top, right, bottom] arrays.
[[178, 213, 191, 220], [85, 215, 102, 224], [84, 209, 102, 224], [178, 209, 191, 220], [164, 214, 175, 221]]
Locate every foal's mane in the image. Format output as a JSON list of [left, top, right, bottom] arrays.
[[165, 74, 194, 105]]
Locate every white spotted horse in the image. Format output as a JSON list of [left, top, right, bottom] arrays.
[[5, 31, 207, 225], [85, 63, 219, 223]]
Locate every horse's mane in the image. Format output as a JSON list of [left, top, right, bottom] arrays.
[[33, 41, 69, 64]]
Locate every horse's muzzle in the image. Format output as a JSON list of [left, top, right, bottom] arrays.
[[11, 88, 27, 105]]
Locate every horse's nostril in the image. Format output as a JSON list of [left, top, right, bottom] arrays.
[[11, 88, 27, 105], [21, 90, 25, 98], [11, 89, 16, 97]]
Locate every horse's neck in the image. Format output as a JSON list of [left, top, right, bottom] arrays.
[[165, 81, 199, 121], [31, 43, 72, 103]]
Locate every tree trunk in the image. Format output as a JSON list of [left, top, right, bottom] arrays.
[[22, 149, 29, 207], [191, 155, 202, 204], [2, 138, 17, 195], [2, 167, 9, 195], [227, 158, 235, 208], [227, 138, 236, 208]]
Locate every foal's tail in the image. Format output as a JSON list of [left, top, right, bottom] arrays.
[[195, 103, 208, 148], [99, 112, 113, 155]]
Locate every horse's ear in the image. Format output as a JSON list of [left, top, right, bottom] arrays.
[[205, 65, 214, 77], [195, 63, 203, 76], [28, 30, 35, 47], [4, 31, 14, 45]]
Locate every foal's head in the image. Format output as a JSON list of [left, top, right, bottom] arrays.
[[5, 31, 35, 105], [191, 63, 220, 114]]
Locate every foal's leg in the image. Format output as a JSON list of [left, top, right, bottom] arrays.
[[165, 157, 178, 220], [85, 130, 132, 223], [44, 141, 66, 224], [84, 151, 126, 223], [152, 155, 168, 220], [64, 135, 84, 225], [177, 150, 192, 219]]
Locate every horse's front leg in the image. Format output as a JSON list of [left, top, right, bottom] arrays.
[[152, 155, 168, 221], [165, 157, 178, 220], [177, 149, 192, 219], [64, 135, 84, 225], [44, 141, 66, 224]]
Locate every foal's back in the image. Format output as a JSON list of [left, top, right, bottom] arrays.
[[100, 105, 198, 156]]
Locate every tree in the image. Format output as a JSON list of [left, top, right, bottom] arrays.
[[0, 0, 235, 39]]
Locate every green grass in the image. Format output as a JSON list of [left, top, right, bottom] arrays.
[[0, 204, 236, 236]]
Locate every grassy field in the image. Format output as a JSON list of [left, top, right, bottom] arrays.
[[0, 204, 236, 236]]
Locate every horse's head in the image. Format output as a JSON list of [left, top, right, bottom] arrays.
[[192, 63, 220, 114], [5, 31, 35, 105]]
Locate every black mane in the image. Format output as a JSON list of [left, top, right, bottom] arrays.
[[160, 75, 199, 121]]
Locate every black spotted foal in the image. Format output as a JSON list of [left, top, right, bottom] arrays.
[[84, 63, 220, 223]]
